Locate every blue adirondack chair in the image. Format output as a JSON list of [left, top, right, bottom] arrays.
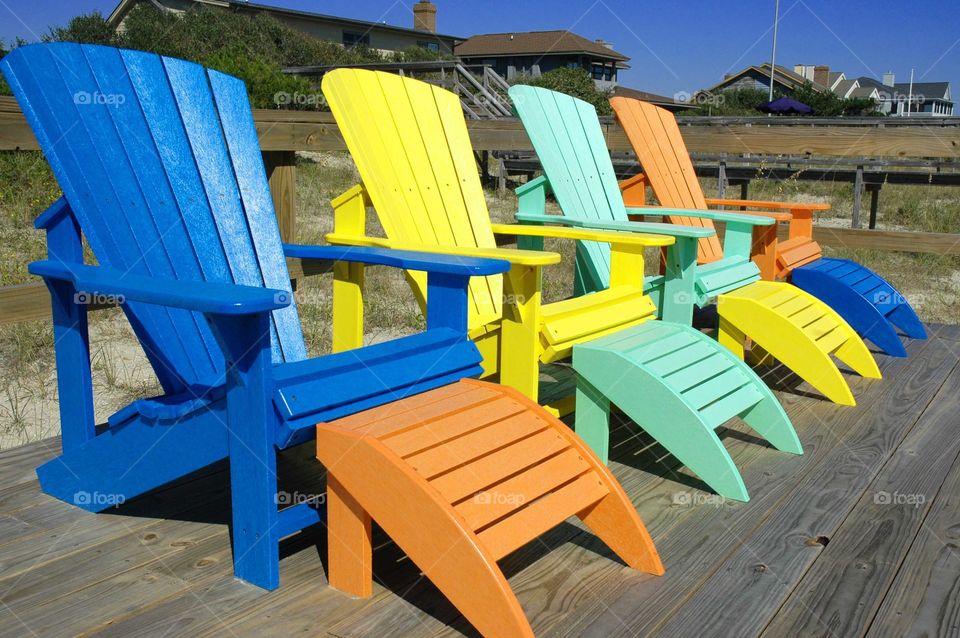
[[2, 42, 511, 591], [4, 47, 668, 635]]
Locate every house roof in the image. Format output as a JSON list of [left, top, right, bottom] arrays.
[[706, 63, 826, 93], [855, 77, 952, 102], [834, 78, 857, 97], [850, 85, 879, 99], [107, 0, 462, 41], [826, 71, 844, 87], [894, 82, 951, 100], [454, 30, 630, 62]]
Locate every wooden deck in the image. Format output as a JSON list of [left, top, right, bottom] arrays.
[[1, 325, 958, 637]]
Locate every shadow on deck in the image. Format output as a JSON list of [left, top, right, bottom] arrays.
[[1, 325, 958, 637]]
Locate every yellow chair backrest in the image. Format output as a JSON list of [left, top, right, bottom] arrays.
[[322, 69, 503, 328], [610, 96, 725, 264]]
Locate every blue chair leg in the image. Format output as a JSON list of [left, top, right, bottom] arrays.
[[213, 312, 282, 590]]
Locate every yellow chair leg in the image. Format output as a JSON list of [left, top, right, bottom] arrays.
[[499, 264, 543, 401], [718, 315, 747, 359]]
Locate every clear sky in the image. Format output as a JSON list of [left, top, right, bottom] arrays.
[[1, 0, 958, 98]]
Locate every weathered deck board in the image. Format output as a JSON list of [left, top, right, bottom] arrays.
[[649, 338, 957, 637], [0, 327, 957, 638], [866, 435, 960, 637], [760, 361, 960, 637], [556, 335, 940, 637]]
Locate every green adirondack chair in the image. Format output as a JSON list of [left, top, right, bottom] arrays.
[[509, 84, 882, 412]]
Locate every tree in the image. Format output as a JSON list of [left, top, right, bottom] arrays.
[[45, 12, 117, 45], [511, 67, 613, 116], [792, 81, 879, 116], [42, 4, 385, 109], [687, 88, 774, 116]]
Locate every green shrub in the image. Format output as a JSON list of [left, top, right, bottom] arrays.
[[45, 12, 117, 45], [688, 88, 772, 116], [791, 81, 879, 116], [689, 82, 880, 117], [389, 45, 451, 63], [203, 47, 317, 109], [0, 41, 9, 95], [40, 5, 384, 108], [511, 67, 613, 116]]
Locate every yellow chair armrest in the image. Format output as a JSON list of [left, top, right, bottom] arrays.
[[325, 233, 561, 266], [490, 223, 674, 248]]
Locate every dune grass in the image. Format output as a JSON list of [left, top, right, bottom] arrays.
[[0, 150, 957, 448]]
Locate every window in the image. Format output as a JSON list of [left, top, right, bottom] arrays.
[[592, 64, 613, 81], [342, 30, 370, 47], [417, 40, 440, 52]]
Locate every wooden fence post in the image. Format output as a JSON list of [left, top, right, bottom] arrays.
[[263, 150, 297, 243], [868, 184, 881, 229], [717, 159, 727, 199], [852, 165, 864, 228]]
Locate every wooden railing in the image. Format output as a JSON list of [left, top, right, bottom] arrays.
[[1, 95, 959, 326]]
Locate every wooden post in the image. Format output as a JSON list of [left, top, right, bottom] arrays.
[[868, 185, 881, 229], [497, 156, 507, 195], [740, 180, 750, 201], [852, 165, 864, 228], [263, 150, 297, 243], [718, 159, 727, 199]]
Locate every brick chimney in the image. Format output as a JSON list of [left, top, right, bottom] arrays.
[[813, 65, 830, 86], [413, 1, 436, 32]]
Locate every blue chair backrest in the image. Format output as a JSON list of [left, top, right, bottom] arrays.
[[1, 43, 307, 394], [510, 85, 627, 290]]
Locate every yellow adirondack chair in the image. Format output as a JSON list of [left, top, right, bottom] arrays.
[[321, 68, 678, 411], [322, 70, 813, 506]]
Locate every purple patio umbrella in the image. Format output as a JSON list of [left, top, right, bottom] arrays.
[[757, 97, 814, 114]]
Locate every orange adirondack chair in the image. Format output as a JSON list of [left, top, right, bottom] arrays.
[[612, 96, 927, 358]]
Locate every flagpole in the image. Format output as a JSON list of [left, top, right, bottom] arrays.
[[769, 0, 780, 103]]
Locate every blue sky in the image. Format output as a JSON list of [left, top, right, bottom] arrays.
[[2, 0, 958, 97]]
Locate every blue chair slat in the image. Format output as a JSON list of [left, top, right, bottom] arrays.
[[160, 55, 287, 364], [208, 69, 306, 362], [273, 328, 482, 421], [5, 44, 209, 391], [793, 257, 927, 348]]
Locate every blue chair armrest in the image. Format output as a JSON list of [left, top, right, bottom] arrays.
[[283, 244, 510, 277], [28, 261, 289, 315], [34, 197, 71, 230]]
